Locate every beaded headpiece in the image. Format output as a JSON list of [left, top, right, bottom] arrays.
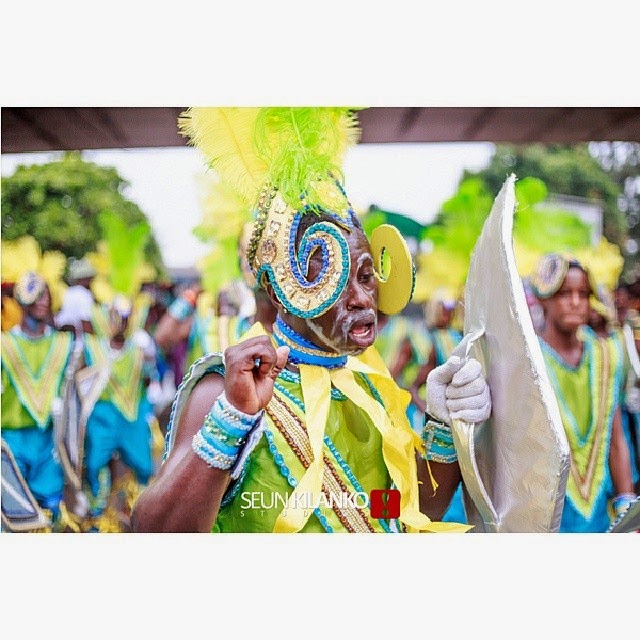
[[529, 253, 594, 299], [15, 271, 47, 306], [179, 107, 415, 319]]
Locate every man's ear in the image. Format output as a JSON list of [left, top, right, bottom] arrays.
[[264, 281, 284, 314]]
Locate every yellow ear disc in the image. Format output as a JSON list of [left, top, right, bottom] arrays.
[[370, 224, 415, 315]]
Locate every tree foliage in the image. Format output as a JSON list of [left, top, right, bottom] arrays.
[[413, 174, 622, 302], [1, 152, 165, 277], [462, 144, 640, 278], [464, 143, 626, 244], [589, 141, 640, 283]]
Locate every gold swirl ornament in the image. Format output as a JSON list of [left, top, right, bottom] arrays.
[[251, 191, 352, 319], [370, 224, 415, 315]]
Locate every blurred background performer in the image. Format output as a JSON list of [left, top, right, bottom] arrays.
[[154, 198, 277, 371], [1, 272, 74, 526], [530, 254, 636, 532], [55, 257, 98, 337], [613, 282, 640, 494], [374, 308, 433, 432], [80, 213, 159, 531], [409, 292, 466, 523]]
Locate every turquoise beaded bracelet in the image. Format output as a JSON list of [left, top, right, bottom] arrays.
[[192, 392, 263, 471], [421, 416, 458, 464]]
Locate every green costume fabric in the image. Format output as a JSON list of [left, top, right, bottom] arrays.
[[540, 331, 622, 530], [214, 370, 396, 533], [164, 356, 404, 533], [1, 327, 73, 429]]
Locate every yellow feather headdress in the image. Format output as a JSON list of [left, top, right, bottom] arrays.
[[180, 107, 415, 318], [1, 235, 67, 312]]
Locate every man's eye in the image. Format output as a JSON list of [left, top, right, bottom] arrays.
[[359, 272, 375, 284]]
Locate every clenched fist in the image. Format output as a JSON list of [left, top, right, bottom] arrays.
[[223, 336, 289, 415]]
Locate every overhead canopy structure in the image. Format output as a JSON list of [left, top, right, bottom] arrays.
[[2, 107, 639, 154]]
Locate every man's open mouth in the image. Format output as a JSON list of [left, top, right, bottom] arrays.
[[348, 320, 376, 347]]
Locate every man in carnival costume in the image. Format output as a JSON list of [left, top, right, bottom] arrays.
[[1, 272, 75, 523], [132, 108, 491, 533], [531, 253, 636, 532], [80, 213, 160, 529]]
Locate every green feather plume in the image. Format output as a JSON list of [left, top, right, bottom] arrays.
[[98, 211, 150, 298], [179, 107, 361, 214], [254, 107, 360, 210]]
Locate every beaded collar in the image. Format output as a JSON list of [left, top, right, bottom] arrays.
[[273, 316, 347, 369]]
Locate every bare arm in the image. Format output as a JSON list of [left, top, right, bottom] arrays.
[[416, 453, 462, 521], [130, 372, 230, 532], [130, 336, 289, 533], [609, 406, 634, 495], [153, 313, 194, 353], [388, 338, 413, 382]]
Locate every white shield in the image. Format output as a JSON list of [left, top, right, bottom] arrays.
[[451, 174, 570, 533]]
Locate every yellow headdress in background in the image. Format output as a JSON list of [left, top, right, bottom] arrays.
[[192, 173, 255, 300], [1, 235, 67, 312]]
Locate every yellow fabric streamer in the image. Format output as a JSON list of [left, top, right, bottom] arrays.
[[330, 366, 470, 533], [272, 365, 331, 533]]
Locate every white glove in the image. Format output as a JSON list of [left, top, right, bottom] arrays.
[[426, 355, 492, 425]]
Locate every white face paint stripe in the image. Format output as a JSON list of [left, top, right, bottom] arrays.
[[303, 250, 376, 357]]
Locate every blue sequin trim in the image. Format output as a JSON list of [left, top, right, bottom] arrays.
[[276, 371, 346, 401], [273, 319, 348, 369], [255, 221, 350, 319]]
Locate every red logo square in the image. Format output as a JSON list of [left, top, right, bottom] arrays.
[[369, 489, 401, 519]]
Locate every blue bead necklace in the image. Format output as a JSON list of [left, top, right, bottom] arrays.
[[273, 316, 347, 369]]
